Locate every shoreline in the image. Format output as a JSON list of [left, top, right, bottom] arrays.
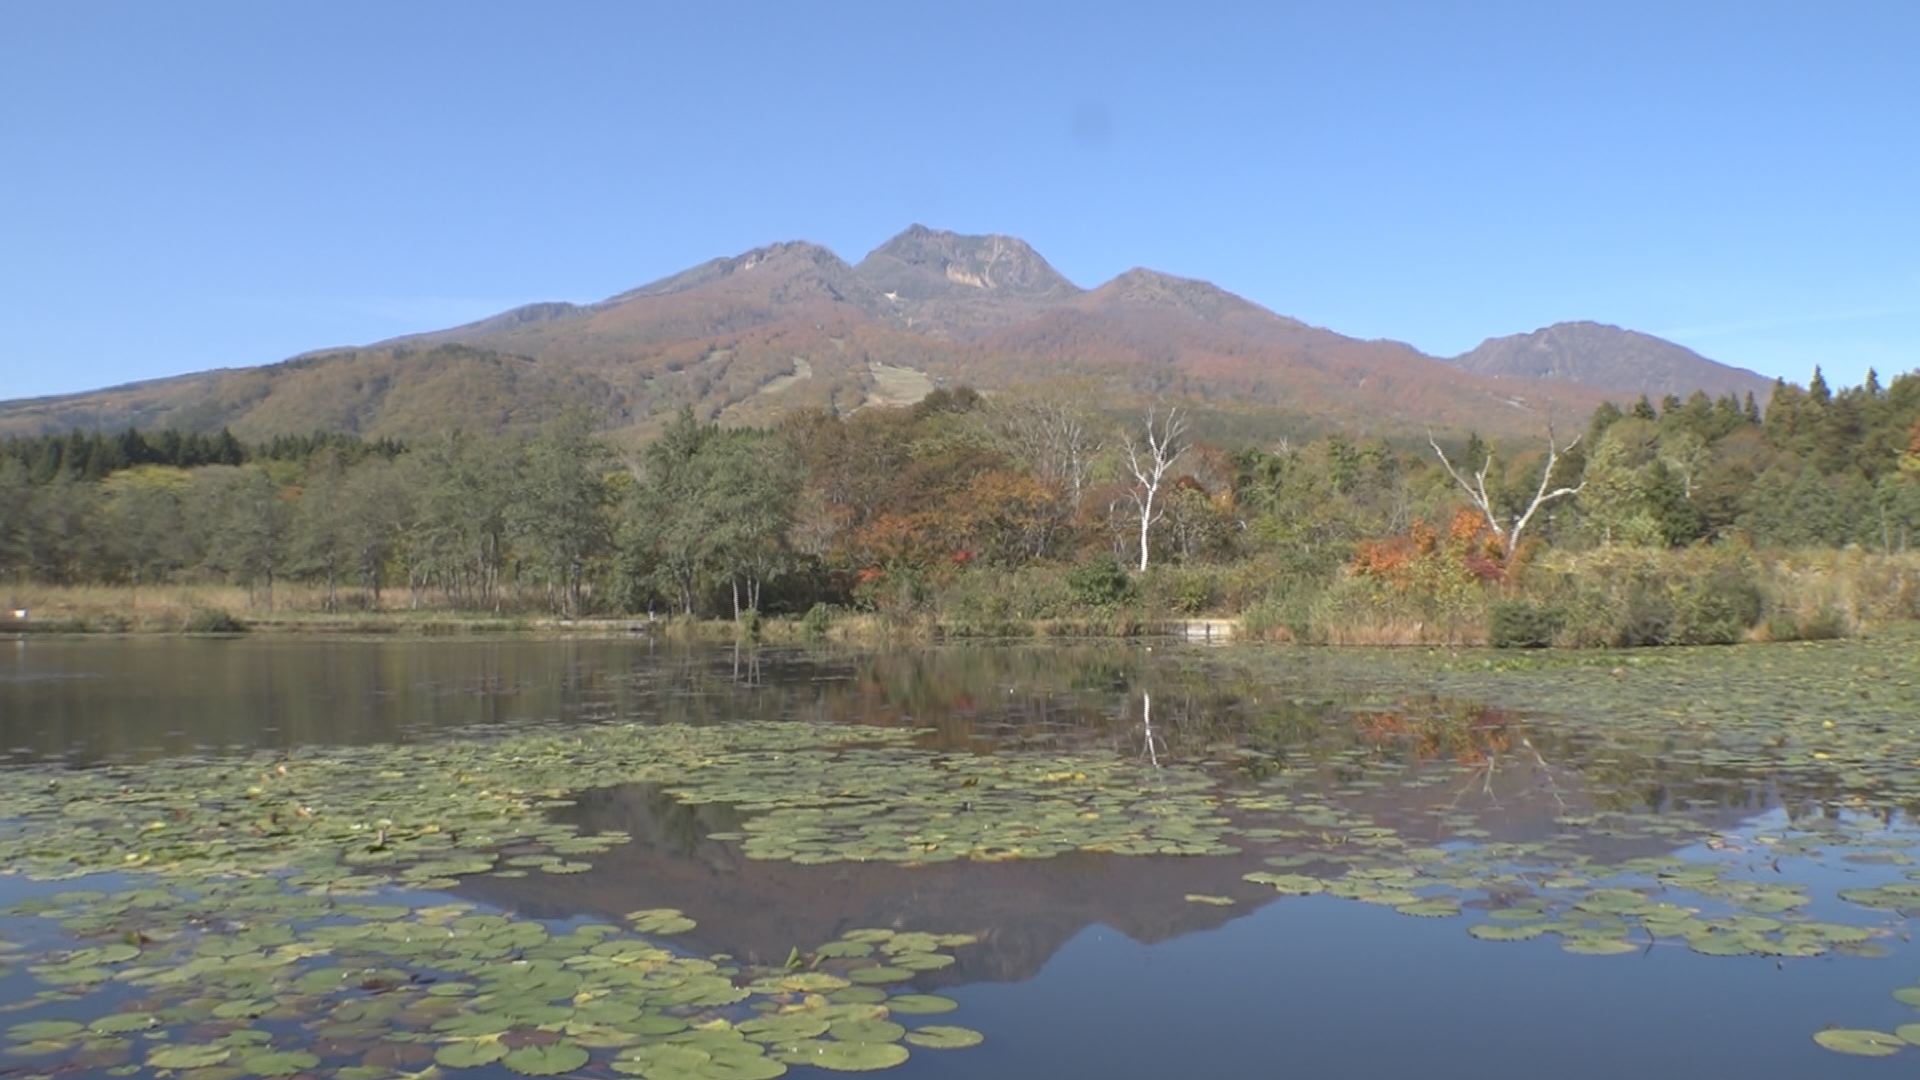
[[0, 610, 1248, 644], [8, 609, 1914, 651]]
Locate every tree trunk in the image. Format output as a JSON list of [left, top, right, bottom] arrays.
[[1137, 491, 1153, 573]]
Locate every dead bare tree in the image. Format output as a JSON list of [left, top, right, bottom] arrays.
[[1428, 425, 1584, 560], [995, 397, 1103, 508], [1125, 405, 1189, 572]]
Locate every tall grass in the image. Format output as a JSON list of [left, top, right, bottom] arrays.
[[9, 548, 1919, 646], [1, 582, 547, 633]]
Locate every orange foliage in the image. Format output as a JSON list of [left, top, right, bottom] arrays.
[[1350, 507, 1505, 588], [961, 470, 1062, 566], [853, 511, 953, 570]]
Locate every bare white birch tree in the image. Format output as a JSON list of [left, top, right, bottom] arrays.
[[1125, 405, 1189, 572], [1428, 425, 1584, 561]]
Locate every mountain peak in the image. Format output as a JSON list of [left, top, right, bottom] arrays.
[[0, 225, 1639, 442], [1454, 321, 1774, 401], [1090, 267, 1271, 321], [608, 240, 855, 303], [856, 225, 1077, 300]]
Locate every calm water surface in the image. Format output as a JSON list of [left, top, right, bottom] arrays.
[[1, 635, 1914, 1079]]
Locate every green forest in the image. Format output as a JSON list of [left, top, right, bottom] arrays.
[[4, 369, 1919, 646]]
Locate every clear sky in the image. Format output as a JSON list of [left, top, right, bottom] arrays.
[[3, 1, 1917, 400]]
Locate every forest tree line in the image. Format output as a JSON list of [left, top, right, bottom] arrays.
[[3, 369, 1919, 622]]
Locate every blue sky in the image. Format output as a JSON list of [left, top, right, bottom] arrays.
[[3, 1, 1916, 400]]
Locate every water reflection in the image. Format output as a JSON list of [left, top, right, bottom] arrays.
[[5, 636, 1916, 1080], [462, 783, 1268, 983], [454, 754, 1784, 992]]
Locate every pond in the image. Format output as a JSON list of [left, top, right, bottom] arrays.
[[3, 633, 1920, 1078]]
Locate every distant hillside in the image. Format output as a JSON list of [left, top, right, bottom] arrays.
[[0, 346, 622, 443], [6, 227, 1769, 444], [1452, 321, 1775, 403]]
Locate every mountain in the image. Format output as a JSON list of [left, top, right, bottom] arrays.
[[0, 228, 1754, 444], [854, 224, 1081, 337], [1452, 321, 1774, 403]]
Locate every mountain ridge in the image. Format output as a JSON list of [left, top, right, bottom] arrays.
[[0, 227, 1768, 443], [1452, 320, 1774, 402]]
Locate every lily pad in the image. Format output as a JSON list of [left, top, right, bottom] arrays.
[[148, 1045, 234, 1069], [904, 1025, 984, 1049], [882, 994, 957, 1015], [1813, 1029, 1905, 1057], [433, 1040, 509, 1068], [775, 1040, 910, 1072], [241, 1050, 321, 1076], [845, 966, 912, 985], [502, 1042, 591, 1076]]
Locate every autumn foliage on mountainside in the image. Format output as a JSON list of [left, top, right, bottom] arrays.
[[0, 228, 1623, 444]]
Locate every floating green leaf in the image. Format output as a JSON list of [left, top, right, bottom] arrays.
[[904, 1025, 984, 1050], [433, 1040, 509, 1069], [502, 1042, 591, 1076], [882, 994, 957, 1016], [774, 1040, 910, 1072], [1813, 1029, 1905, 1057], [147, 1045, 234, 1069]]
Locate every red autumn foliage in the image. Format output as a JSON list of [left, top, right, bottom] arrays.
[[1350, 507, 1506, 588]]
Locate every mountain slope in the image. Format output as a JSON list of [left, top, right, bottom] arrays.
[[1, 228, 1744, 443], [0, 345, 623, 442], [1453, 321, 1774, 402]]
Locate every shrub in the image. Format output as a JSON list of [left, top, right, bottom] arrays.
[[1171, 571, 1217, 614], [1614, 583, 1676, 647], [799, 602, 833, 638], [184, 607, 248, 633], [1531, 546, 1768, 648], [1068, 559, 1133, 608], [1797, 607, 1849, 640], [853, 566, 933, 621], [1488, 600, 1562, 648], [1767, 608, 1848, 642], [1674, 580, 1762, 645], [934, 566, 1076, 623], [1241, 594, 1305, 642], [1137, 566, 1217, 614]]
